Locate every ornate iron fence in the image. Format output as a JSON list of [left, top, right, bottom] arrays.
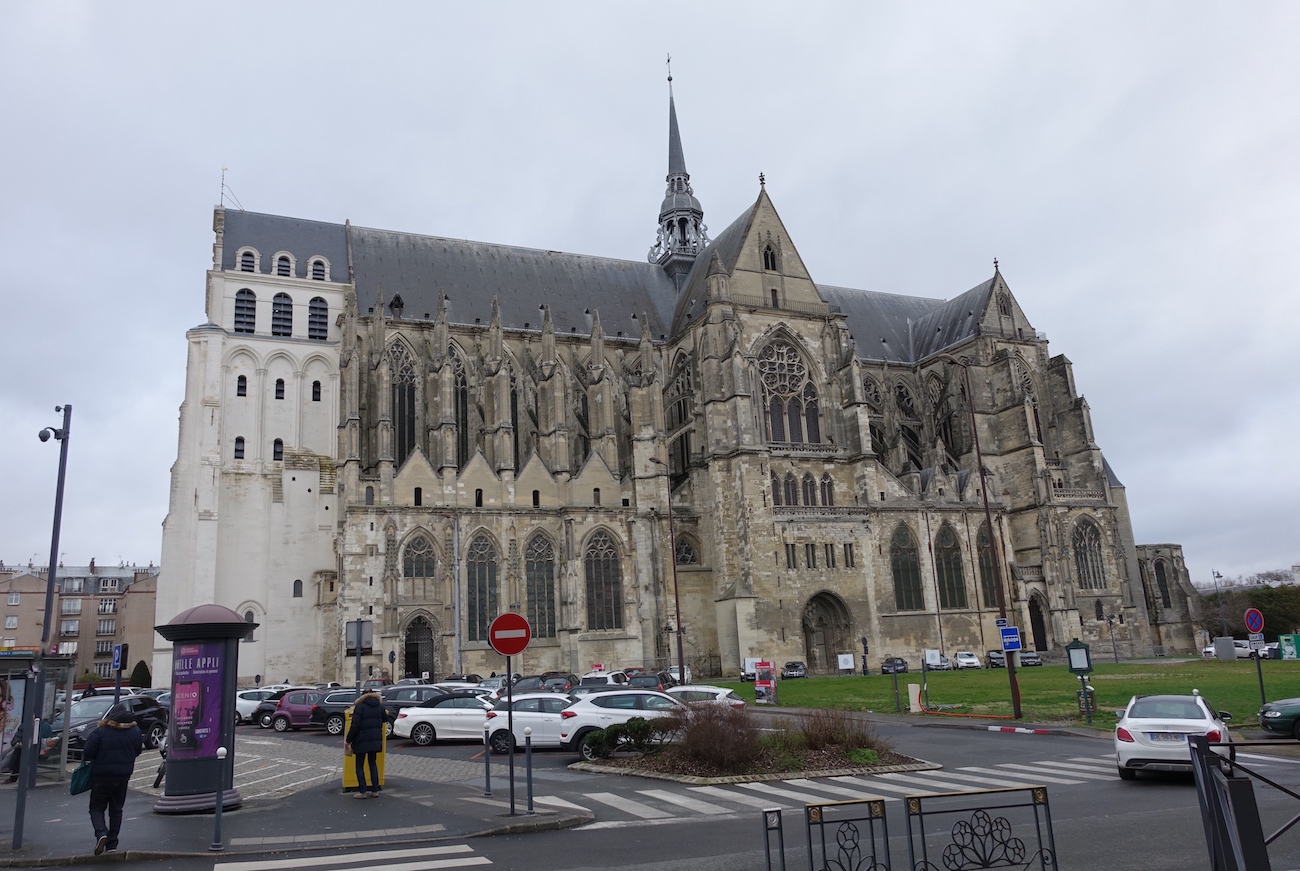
[[905, 787, 1057, 871]]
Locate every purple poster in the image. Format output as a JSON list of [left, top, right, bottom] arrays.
[[170, 642, 224, 758]]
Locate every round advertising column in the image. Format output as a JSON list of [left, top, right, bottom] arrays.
[[153, 604, 256, 813]]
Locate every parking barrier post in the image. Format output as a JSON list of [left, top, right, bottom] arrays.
[[209, 747, 227, 852], [763, 807, 785, 871], [524, 727, 534, 815], [483, 726, 491, 797]]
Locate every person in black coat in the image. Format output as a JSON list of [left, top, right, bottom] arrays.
[[82, 706, 143, 855], [345, 691, 389, 797]]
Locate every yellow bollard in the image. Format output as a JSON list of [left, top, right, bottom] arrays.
[[341, 706, 387, 791]]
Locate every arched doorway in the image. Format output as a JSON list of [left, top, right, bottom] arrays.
[[801, 592, 852, 674], [1028, 595, 1049, 652], [403, 616, 437, 679]]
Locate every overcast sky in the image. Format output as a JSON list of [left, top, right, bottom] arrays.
[[2, 2, 1296, 587]]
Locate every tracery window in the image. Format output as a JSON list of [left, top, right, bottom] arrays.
[[935, 524, 968, 608], [762, 245, 777, 271], [894, 384, 918, 418], [1154, 560, 1172, 608], [389, 342, 417, 465], [584, 531, 623, 630], [820, 474, 834, 507], [674, 536, 699, 565], [403, 535, 436, 579], [272, 292, 293, 337], [665, 359, 694, 478], [525, 534, 557, 638], [977, 525, 998, 609], [308, 297, 328, 340], [453, 350, 470, 466], [890, 525, 924, 611], [466, 533, 498, 641], [783, 473, 798, 506], [771, 473, 782, 506], [863, 378, 881, 408], [758, 341, 821, 445], [997, 292, 1012, 317], [1073, 518, 1106, 590], [802, 474, 817, 506], [234, 289, 256, 333]]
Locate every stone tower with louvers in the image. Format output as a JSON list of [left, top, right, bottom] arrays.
[[154, 86, 1199, 687]]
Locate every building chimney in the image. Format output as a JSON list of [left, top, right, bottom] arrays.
[[89, 558, 96, 575]]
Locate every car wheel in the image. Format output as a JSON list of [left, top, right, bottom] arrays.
[[272, 716, 291, 733], [1117, 765, 1136, 781], [147, 724, 166, 749], [259, 712, 274, 729], [578, 731, 601, 762], [326, 715, 345, 736], [489, 730, 514, 755], [411, 723, 435, 747], [384, 721, 393, 738], [233, 711, 242, 730]]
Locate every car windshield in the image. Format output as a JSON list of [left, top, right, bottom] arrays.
[[1128, 698, 1206, 720], [71, 697, 117, 720]]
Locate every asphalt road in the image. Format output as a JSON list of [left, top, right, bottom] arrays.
[[113, 720, 1300, 871]]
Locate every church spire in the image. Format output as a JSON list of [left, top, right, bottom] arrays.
[[649, 70, 708, 286]]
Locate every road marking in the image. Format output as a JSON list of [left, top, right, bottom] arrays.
[[737, 782, 846, 803], [1031, 761, 1116, 779], [1036, 759, 1113, 773], [1239, 753, 1300, 767], [914, 770, 1039, 789], [877, 772, 1004, 792], [688, 786, 790, 809], [782, 778, 885, 800], [960, 766, 1082, 785], [636, 789, 731, 814], [579, 813, 747, 830], [215, 844, 488, 870], [533, 795, 592, 812], [584, 791, 673, 819], [829, 776, 930, 796]]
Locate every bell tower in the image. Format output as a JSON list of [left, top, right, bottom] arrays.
[[648, 73, 708, 288]]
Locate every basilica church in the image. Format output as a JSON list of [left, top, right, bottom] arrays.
[[153, 88, 1200, 686]]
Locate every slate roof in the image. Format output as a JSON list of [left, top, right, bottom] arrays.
[[218, 207, 993, 362]]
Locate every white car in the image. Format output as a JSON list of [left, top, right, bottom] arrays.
[[559, 689, 689, 760], [668, 665, 693, 685], [953, 651, 982, 670], [667, 685, 745, 708], [484, 692, 575, 753], [235, 689, 276, 724], [1115, 691, 1234, 780], [393, 693, 493, 746], [579, 670, 630, 686]]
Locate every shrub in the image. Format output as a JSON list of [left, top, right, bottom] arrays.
[[582, 728, 614, 758], [677, 704, 760, 770], [759, 727, 808, 771], [798, 708, 886, 753]]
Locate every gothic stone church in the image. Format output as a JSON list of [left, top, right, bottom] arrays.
[[153, 91, 1200, 686]]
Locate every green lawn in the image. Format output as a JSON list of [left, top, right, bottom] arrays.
[[719, 659, 1300, 730]]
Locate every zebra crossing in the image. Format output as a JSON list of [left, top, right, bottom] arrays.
[[130, 748, 343, 800], [542, 754, 1118, 829], [213, 843, 492, 871]]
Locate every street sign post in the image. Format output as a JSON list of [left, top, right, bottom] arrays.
[[1245, 608, 1265, 635], [1245, 609, 1267, 706], [487, 612, 532, 817], [1000, 627, 1022, 652]]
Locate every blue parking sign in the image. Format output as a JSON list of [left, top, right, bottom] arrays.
[[1000, 627, 1022, 652], [112, 644, 122, 672]]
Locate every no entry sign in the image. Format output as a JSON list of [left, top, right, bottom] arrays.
[[1245, 608, 1265, 635], [488, 612, 531, 656]]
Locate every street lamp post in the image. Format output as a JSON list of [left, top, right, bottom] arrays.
[[1212, 570, 1227, 637], [934, 355, 1023, 719], [648, 457, 686, 686], [1105, 613, 1120, 664], [13, 405, 72, 849]]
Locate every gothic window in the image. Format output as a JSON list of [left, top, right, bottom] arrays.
[[584, 531, 623, 630], [312, 381, 321, 402], [1154, 560, 1172, 608], [783, 473, 798, 506], [997, 292, 1012, 317], [820, 474, 834, 507], [276, 255, 291, 277], [236, 375, 247, 397], [240, 251, 255, 272], [466, 533, 498, 641], [234, 289, 256, 333], [869, 423, 886, 454], [771, 473, 782, 506], [977, 525, 998, 609], [271, 292, 293, 337], [310, 259, 326, 281], [275, 378, 285, 400], [675, 536, 699, 565], [935, 524, 968, 609], [894, 384, 917, 418], [272, 438, 284, 461], [1072, 518, 1106, 590], [900, 425, 923, 471], [665, 359, 695, 478], [1022, 372, 1043, 443], [308, 297, 328, 340], [453, 350, 470, 466], [759, 341, 820, 445], [762, 245, 777, 271], [388, 342, 417, 465], [525, 534, 557, 639], [1095, 599, 1105, 620], [292, 579, 302, 598], [890, 525, 924, 611], [403, 535, 436, 579], [233, 436, 245, 460], [802, 474, 817, 506], [413, 487, 422, 506], [364, 486, 374, 505], [510, 378, 521, 472], [577, 392, 591, 463], [863, 378, 881, 408]]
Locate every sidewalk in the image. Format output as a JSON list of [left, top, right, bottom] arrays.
[[0, 770, 588, 867]]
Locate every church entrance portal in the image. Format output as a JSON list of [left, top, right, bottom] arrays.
[[802, 592, 852, 674], [1028, 596, 1048, 652], [403, 617, 437, 679]]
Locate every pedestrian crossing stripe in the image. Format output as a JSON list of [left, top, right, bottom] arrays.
[[214, 844, 489, 871]]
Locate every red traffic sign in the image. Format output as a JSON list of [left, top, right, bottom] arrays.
[[488, 612, 531, 656], [1245, 608, 1265, 634]]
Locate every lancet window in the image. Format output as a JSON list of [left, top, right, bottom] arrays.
[[389, 342, 417, 465], [466, 533, 498, 641], [525, 533, 557, 639], [584, 531, 622, 631], [935, 524, 968, 609], [759, 341, 821, 446], [890, 525, 924, 611], [1073, 518, 1106, 590]]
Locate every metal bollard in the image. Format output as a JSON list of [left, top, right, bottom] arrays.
[[483, 727, 492, 797], [763, 807, 785, 871], [524, 727, 534, 815], [209, 747, 227, 852]]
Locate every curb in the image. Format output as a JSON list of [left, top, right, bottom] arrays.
[[987, 726, 1052, 735]]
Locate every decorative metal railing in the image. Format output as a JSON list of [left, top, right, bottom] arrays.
[[1191, 735, 1288, 870]]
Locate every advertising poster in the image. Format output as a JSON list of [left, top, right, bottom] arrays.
[[170, 642, 224, 759]]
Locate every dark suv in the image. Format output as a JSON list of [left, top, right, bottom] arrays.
[[53, 694, 169, 752], [310, 689, 363, 735], [628, 672, 674, 691]]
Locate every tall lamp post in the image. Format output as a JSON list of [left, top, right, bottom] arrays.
[[934, 355, 1023, 719], [1212, 570, 1227, 637], [648, 456, 686, 686], [1104, 613, 1120, 664], [13, 405, 72, 849]]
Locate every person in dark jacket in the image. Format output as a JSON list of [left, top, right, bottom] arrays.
[[345, 691, 389, 798], [82, 706, 143, 855]]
